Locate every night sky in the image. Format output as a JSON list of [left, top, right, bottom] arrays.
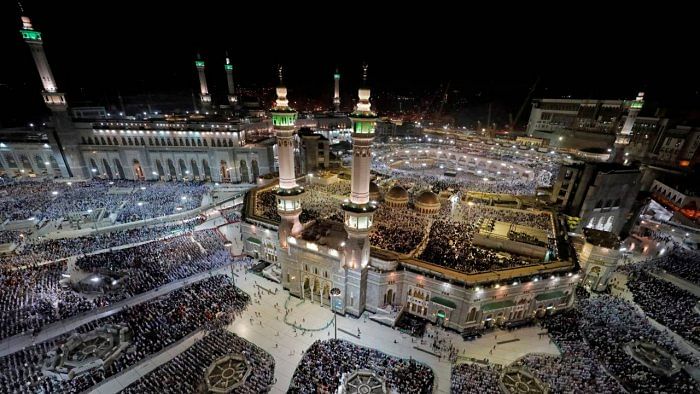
[[1, 2, 697, 127]]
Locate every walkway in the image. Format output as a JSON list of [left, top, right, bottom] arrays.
[[226, 270, 559, 393]]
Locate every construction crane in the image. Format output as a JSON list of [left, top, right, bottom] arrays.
[[510, 75, 541, 131]]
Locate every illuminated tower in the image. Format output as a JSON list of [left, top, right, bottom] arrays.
[[20, 16, 65, 110], [342, 65, 378, 270], [614, 92, 644, 163], [195, 55, 212, 112], [333, 69, 341, 112], [272, 67, 303, 249], [225, 54, 237, 105], [20, 15, 82, 178]]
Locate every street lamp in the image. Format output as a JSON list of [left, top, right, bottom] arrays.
[[330, 287, 341, 339]]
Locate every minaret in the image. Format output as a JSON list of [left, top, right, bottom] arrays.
[[225, 54, 237, 105], [333, 68, 341, 112], [195, 55, 212, 112], [342, 64, 378, 270], [614, 92, 644, 163], [272, 66, 304, 249], [20, 16, 65, 111], [20, 15, 82, 178]]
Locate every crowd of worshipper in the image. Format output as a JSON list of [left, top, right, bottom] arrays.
[[578, 294, 699, 392], [646, 249, 700, 286], [289, 339, 434, 394], [369, 206, 428, 254], [624, 266, 700, 347], [0, 225, 222, 340], [75, 229, 232, 302], [419, 219, 533, 273], [0, 275, 249, 394], [373, 168, 540, 196], [0, 260, 108, 340], [0, 179, 208, 223], [122, 329, 274, 394], [450, 363, 502, 394], [254, 182, 349, 224], [517, 308, 624, 393], [116, 182, 208, 222], [2, 218, 203, 268], [0, 230, 25, 245]]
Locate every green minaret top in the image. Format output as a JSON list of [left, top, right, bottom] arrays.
[[19, 16, 41, 41], [271, 66, 297, 126]]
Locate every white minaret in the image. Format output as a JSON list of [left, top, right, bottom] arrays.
[[342, 64, 378, 270], [333, 69, 340, 112], [272, 66, 303, 249], [20, 15, 84, 179], [195, 55, 211, 112], [614, 92, 644, 163], [225, 54, 237, 105], [20, 16, 66, 111]]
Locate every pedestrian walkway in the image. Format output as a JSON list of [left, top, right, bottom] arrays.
[[227, 270, 559, 393]]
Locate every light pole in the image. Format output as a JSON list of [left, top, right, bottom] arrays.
[[330, 287, 341, 340]]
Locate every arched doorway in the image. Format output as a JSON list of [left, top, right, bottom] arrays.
[[178, 159, 188, 179], [220, 160, 229, 182], [322, 283, 330, 307], [133, 159, 145, 180], [385, 289, 394, 306], [467, 307, 477, 322], [35, 156, 47, 175], [436, 310, 446, 326], [190, 159, 200, 179], [313, 278, 321, 304], [496, 312, 506, 326], [155, 160, 165, 178], [239, 160, 250, 183], [20, 155, 33, 174], [114, 159, 125, 179], [102, 158, 114, 179], [167, 159, 177, 180], [89, 158, 99, 176], [303, 277, 311, 300], [251, 159, 260, 181], [202, 159, 211, 180]]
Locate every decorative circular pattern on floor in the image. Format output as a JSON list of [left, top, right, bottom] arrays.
[[205, 354, 251, 393], [499, 367, 548, 394], [343, 369, 387, 394]]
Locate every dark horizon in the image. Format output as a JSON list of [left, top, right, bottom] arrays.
[[1, 1, 698, 127]]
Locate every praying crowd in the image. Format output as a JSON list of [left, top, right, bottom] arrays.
[[3, 218, 203, 268], [122, 329, 274, 394], [289, 339, 434, 394], [578, 294, 699, 393], [0, 225, 222, 340], [75, 229, 233, 302], [419, 219, 532, 273], [625, 267, 700, 347], [0, 275, 250, 394], [0, 179, 207, 223], [450, 363, 501, 394]]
